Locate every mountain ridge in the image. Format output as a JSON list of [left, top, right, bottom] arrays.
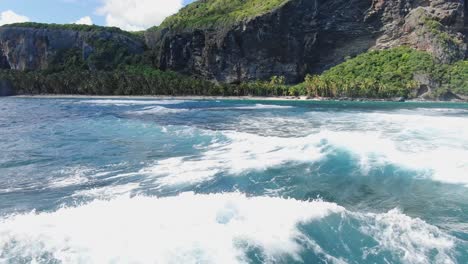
[[146, 0, 467, 83], [0, 0, 466, 99], [157, 0, 292, 30]]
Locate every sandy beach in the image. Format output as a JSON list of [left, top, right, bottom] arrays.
[[12, 94, 312, 101], [11, 94, 468, 103]]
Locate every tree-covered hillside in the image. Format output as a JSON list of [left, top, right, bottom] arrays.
[[157, 0, 291, 29], [2, 48, 466, 99], [7, 22, 142, 39], [303, 47, 468, 98], [0, 16, 466, 100], [0, 22, 146, 72]]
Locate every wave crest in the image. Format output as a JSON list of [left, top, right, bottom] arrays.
[[0, 193, 342, 263], [0, 193, 458, 264], [138, 128, 468, 186], [80, 99, 190, 106]]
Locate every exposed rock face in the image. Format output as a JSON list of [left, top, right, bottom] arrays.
[[0, 26, 145, 71], [147, 0, 467, 83], [146, 0, 378, 83], [371, 0, 467, 63], [0, 0, 465, 83]]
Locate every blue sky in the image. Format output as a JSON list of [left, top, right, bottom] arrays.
[[0, 0, 195, 30]]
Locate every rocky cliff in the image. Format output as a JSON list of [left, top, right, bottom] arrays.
[[0, 0, 466, 84], [370, 0, 466, 63], [146, 0, 467, 83], [0, 24, 145, 71]]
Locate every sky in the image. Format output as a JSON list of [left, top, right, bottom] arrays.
[[0, 0, 194, 31]]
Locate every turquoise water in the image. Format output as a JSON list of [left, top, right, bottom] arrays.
[[0, 97, 468, 263]]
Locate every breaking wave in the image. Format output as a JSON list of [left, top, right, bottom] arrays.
[[228, 104, 294, 110], [80, 99, 191, 106], [127, 106, 189, 115], [139, 128, 468, 186], [0, 193, 458, 264]]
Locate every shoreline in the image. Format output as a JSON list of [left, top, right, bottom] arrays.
[[9, 94, 468, 103], [12, 94, 309, 101]]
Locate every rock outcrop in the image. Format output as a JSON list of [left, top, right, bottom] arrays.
[[146, 0, 379, 83], [370, 0, 467, 63], [146, 0, 467, 83], [0, 25, 145, 71]]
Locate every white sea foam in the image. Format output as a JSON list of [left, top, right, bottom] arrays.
[[0, 193, 457, 264], [312, 130, 468, 185], [80, 99, 190, 106], [48, 167, 94, 188], [127, 106, 188, 115], [48, 174, 89, 188], [0, 193, 343, 264], [230, 104, 294, 110], [357, 209, 457, 264], [47, 167, 120, 189], [228, 109, 468, 185], [201, 104, 294, 111], [414, 108, 468, 114], [140, 132, 326, 186], [72, 183, 141, 199], [130, 103, 294, 114], [336, 112, 468, 184], [139, 124, 468, 186]]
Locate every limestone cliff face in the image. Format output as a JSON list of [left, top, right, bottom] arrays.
[[146, 0, 378, 83], [0, 0, 465, 83], [0, 26, 145, 71], [146, 0, 467, 83]]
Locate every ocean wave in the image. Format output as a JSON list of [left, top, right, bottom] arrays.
[[0, 193, 342, 263], [47, 167, 93, 188], [80, 99, 191, 106], [46, 166, 119, 190], [313, 130, 468, 186], [139, 131, 326, 186], [235, 110, 468, 183], [127, 106, 189, 115], [72, 183, 141, 199], [414, 108, 468, 114], [0, 193, 458, 264], [138, 128, 468, 186], [125, 103, 293, 115], [230, 104, 294, 110], [355, 209, 457, 264], [226, 107, 468, 140], [201, 103, 294, 111]]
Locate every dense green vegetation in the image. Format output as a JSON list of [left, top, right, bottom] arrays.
[[448, 60, 468, 95], [44, 42, 145, 72], [301, 47, 468, 98], [3, 22, 146, 72], [0, 65, 283, 96], [6, 22, 141, 39], [1, 3, 466, 100], [302, 47, 432, 98], [157, 0, 290, 29], [1, 46, 466, 99], [0, 67, 216, 96], [0, 66, 295, 96]]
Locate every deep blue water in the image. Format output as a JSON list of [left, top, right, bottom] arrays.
[[0, 97, 468, 263]]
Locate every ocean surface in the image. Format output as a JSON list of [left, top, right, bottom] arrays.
[[0, 97, 467, 264]]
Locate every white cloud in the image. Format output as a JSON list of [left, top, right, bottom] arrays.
[[0, 10, 30, 26], [96, 0, 184, 31], [74, 16, 93, 25]]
